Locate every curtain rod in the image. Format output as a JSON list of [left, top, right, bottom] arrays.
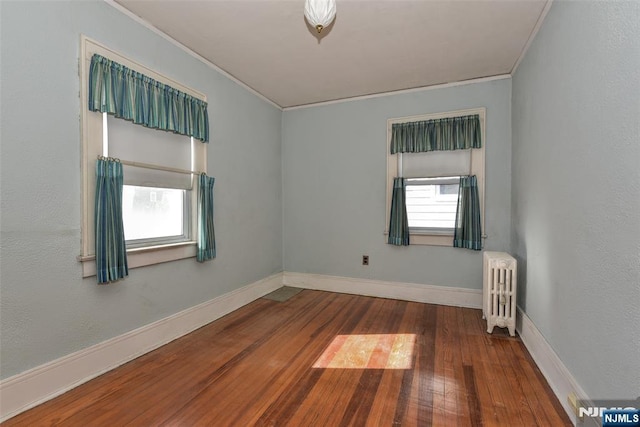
[[97, 156, 205, 176]]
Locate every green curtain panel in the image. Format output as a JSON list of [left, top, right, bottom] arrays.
[[95, 158, 128, 283], [390, 114, 481, 154], [388, 177, 410, 246], [197, 174, 216, 262], [454, 175, 482, 251], [88, 54, 209, 142]]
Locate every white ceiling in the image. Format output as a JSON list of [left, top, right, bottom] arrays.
[[113, 0, 549, 108]]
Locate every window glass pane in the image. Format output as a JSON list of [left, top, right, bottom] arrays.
[[122, 185, 184, 241], [439, 184, 459, 195], [406, 179, 459, 230]]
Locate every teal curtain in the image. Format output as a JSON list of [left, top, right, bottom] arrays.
[[388, 177, 409, 246], [454, 175, 482, 251], [391, 114, 481, 154], [88, 54, 209, 142], [197, 174, 216, 262], [95, 158, 128, 283]]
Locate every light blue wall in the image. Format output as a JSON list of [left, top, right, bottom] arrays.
[[282, 79, 512, 289], [0, 1, 282, 379], [511, 1, 640, 398], [4, 0, 635, 404]]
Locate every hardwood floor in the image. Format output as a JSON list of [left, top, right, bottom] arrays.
[[3, 290, 571, 426]]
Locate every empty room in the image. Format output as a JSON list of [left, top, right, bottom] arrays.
[[0, 0, 638, 425]]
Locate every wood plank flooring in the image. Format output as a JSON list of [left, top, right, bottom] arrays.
[[3, 290, 571, 426]]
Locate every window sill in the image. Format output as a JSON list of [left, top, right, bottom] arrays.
[[408, 233, 453, 246], [383, 231, 487, 247], [78, 241, 197, 278], [383, 231, 452, 246]]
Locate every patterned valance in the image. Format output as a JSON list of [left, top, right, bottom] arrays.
[[390, 114, 481, 154], [89, 54, 209, 142]]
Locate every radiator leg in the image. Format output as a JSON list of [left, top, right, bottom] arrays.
[[487, 324, 495, 334], [508, 325, 516, 337]]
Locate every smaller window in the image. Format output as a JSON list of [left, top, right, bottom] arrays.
[[406, 177, 460, 234], [385, 108, 485, 246]]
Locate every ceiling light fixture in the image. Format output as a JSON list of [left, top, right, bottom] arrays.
[[304, 0, 336, 34]]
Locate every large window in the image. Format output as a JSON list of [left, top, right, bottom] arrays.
[[79, 36, 207, 277], [385, 109, 485, 246], [103, 112, 196, 248]]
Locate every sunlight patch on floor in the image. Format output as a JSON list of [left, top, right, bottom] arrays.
[[313, 334, 416, 369]]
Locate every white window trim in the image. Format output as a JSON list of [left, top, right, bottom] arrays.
[[78, 35, 207, 277], [384, 108, 486, 246]]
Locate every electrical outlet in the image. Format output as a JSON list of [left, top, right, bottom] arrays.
[[568, 392, 582, 420], [362, 255, 369, 265]]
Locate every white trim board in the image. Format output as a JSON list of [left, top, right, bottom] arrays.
[[4, 271, 587, 425], [283, 75, 511, 111], [0, 272, 283, 422], [283, 272, 482, 309], [516, 306, 592, 426], [511, 0, 554, 74]]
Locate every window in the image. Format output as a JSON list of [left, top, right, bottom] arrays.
[[79, 36, 207, 277], [405, 176, 460, 233], [122, 186, 187, 243], [103, 112, 196, 248], [385, 109, 485, 246]]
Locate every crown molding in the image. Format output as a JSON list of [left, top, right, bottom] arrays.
[[282, 75, 512, 111], [511, 0, 554, 74]]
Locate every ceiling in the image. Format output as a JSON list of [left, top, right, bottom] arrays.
[[113, 0, 549, 109]]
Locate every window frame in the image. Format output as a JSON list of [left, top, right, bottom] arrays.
[[385, 108, 486, 246], [78, 36, 207, 277]]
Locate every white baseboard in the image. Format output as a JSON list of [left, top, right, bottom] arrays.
[[516, 307, 592, 426], [7, 272, 589, 425], [283, 271, 482, 309], [0, 272, 283, 422]]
